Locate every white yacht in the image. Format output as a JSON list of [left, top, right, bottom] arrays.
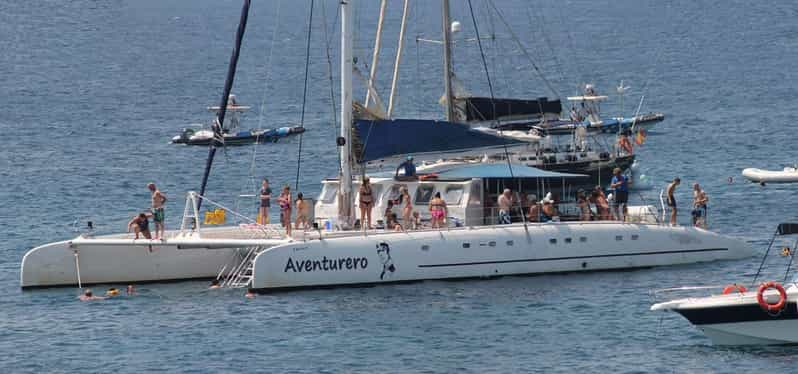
[[21, 0, 752, 292], [651, 223, 798, 345]]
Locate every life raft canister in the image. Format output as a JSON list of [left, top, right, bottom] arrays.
[[756, 281, 787, 313], [722, 284, 747, 295]]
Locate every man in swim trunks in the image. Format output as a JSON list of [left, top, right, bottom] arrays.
[[259, 178, 272, 225], [148, 183, 167, 239], [610, 168, 629, 221], [497, 188, 513, 224], [666, 178, 680, 226]]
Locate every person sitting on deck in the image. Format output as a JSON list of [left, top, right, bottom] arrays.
[[384, 200, 395, 227], [395, 156, 416, 178], [527, 194, 540, 222], [411, 211, 421, 230], [541, 194, 559, 222], [497, 189, 513, 224], [387, 212, 403, 231], [128, 213, 152, 239], [617, 132, 634, 155], [590, 187, 611, 220]]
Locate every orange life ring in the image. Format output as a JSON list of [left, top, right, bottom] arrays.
[[722, 284, 747, 295], [757, 281, 787, 313]]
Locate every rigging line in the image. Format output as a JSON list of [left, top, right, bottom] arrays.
[[524, 4, 566, 87], [249, 0, 284, 184], [320, 0, 341, 172], [467, 0, 527, 226], [486, 0, 559, 99], [295, 0, 315, 191]]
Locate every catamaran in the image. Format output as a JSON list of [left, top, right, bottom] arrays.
[[21, 0, 752, 292]]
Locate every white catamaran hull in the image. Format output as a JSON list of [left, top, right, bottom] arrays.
[[741, 167, 798, 183], [251, 222, 752, 292]]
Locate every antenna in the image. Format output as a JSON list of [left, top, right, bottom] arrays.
[[616, 80, 630, 118]]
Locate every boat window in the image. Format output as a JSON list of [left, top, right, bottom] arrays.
[[580, 237, 587, 242], [421, 245, 430, 251], [565, 237, 572, 244], [615, 235, 623, 241], [462, 243, 471, 248], [488, 241, 496, 247], [468, 181, 482, 205], [631, 234, 639, 240], [443, 185, 464, 205], [320, 183, 338, 203], [415, 185, 435, 204], [506, 240, 514, 246], [549, 238, 557, 244]]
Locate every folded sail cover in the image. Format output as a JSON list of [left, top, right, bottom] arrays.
[[457, 97, 562, 122], [353, 119, 524, 163]]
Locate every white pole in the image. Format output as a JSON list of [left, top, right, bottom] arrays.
[[365, 0, 387, 108], [387, 0, 410, 118], [73, 250, 82, 289], [338, 0, 354, 228]]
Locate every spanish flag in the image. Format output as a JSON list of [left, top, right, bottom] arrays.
[[635, 129, 647, 145]]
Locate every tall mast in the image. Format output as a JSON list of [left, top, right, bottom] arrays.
[[365, 0, 387, 108], [197, 0, 250, 211], [387, 0, 409, 118], [337, 0, 354, 228], [442, 0, 455, 122]]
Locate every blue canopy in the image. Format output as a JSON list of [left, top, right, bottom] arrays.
[[434, 163, 587, 179], [353, 119, 525, 163]]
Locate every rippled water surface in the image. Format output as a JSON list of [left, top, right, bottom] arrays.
[[3, 0, 798, 372]]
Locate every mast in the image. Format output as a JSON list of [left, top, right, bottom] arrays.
[[387, 0, 409, 118], [337, 0, 354, 228], [442, 0, 455, 122], [198, 0, 250, 211], [365, 0, 387, 108]]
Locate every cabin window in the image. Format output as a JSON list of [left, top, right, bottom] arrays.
[[488, 241, 496, 247], [468, 181, 482, 205], [506, 240, 514, 246], [415, 185, 435, 204], [421, 245, 430, 251], [549, 238, 557, 244], [320, 183, 338, 203], [462, 243, 471, 248], [580, 237, 587, 242], [565, 237, 572, 244], [615, 235, 623, 241], [443, 186, 464, 205], [631, 234, 639, 240]]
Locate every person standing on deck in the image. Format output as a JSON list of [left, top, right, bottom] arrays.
[[359, 177, 374, 229], [692, 183, 709, 228], [259, 178, 272, 225], [497, 189, 513, 224], [617, 132, 634, 155], [278, 185, 292, 237], [610, 168, 629, 221], [148, 183, 166, 240], [666, 178, 681, 226]]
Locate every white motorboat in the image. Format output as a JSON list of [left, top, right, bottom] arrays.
[[20, 0, 753, 292], [651, 223, 798, 345], [741, 166, 798, 184]]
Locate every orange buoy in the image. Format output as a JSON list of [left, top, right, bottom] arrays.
[[757, 281, 787, 313], [722, 284, 747, 295]]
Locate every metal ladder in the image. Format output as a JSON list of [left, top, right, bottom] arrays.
[[219, 246, 263, 288]]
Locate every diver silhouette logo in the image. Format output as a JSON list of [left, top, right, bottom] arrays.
[[376, 242, 396, 280]]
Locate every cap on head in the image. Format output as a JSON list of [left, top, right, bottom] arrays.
[[407, 155, 413, 161]]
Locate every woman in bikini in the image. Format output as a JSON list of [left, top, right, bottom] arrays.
[[428, 192, 447, 229], [278, 185, 292, 237], [359, 177, 374, 229], [577, 190, 591, 221], [398, 187, 413, 228]]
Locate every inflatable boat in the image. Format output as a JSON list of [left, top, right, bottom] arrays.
[[741, 166, 798, 183]]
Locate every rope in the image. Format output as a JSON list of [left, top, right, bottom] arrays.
[[467, 0, 527, 227], [295, 0, 315, 191], [320, 0, 341, 172], [486, 0, 559, 99]]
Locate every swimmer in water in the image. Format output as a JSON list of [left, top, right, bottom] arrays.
[[209, 279, 222, 289], [78, 289, 106, 301]]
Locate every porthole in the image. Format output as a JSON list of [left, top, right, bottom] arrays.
[[421, 245, 430, 251], [615, 235, 623, 241], [564, 238, 572, 244], [579, 237, 587, 242], [463, 243, 471, 248], [488, 241, 496, 247], [549, 238, 557, 244], [631, 234, 639, 240], [506, 240, 514, 246]]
